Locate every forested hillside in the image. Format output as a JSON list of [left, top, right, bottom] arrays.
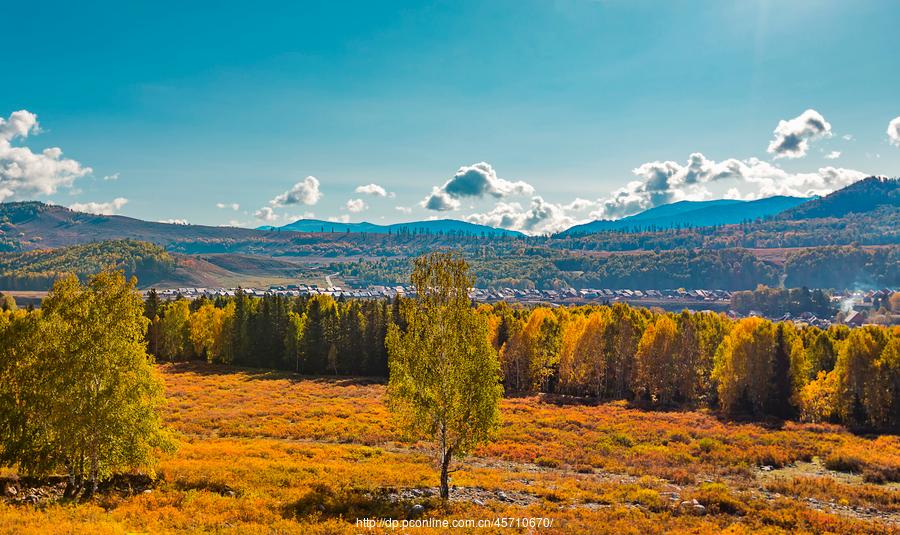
[[778, 176, 900, 220], [562, 195, 810, 235], [339, 245, 899, 290], [553, 207, 900, 252], [0, 240, 175, 290]]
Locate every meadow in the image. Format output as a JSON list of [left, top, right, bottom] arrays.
[[2, 362, 898, 534]]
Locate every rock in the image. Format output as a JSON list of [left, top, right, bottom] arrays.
[[760, 465, 773, 471], [142, 489, 153, 495], [472, 498, 485, 506], [497, 491, 510, 502], [409, 504, 425, 517], [2, 483, 17, 497], [692, 504, 707, 515], [224, 490, 236, 498]]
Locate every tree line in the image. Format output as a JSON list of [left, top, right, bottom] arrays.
[[730, 286, 833, 316], [146, 288, 900, 432], [490, 302, 898, 431], [340, 245, 899, 291], [144, 289, 392, 376]]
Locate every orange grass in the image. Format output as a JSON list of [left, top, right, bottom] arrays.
[[0, 362, 896, 534]]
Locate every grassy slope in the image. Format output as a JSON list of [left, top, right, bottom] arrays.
[[2, 362, 897, 533]]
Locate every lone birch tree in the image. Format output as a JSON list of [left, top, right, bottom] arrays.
[[385, 252, 502, 500]]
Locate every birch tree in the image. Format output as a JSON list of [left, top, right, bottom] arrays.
[[385, 252, 502, 500]]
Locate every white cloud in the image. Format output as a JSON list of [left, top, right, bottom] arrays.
[[345, 198, 367, 213], [69, 197, 128, 215], [724, 188, 745, 200], [590, 152, 868, 219], [355, 183, 393, 197], [421, 186, 460, 211], [888, 116, 900, 147], [767, 109, 832, 159], [270, 176, 322, 206], [254, 206, 279, 222], [467, 196, 585, 235], [422, 162, 534, 211], [563, 198, 596, 211], [394, 205, 412, 214], [824, 151, 841, 160], [0, 110, 92, 201], [216, 202, 240, 210], [328, 214, 351, 223], [103, 172, 119, 181], [159, 218, 189, 225]]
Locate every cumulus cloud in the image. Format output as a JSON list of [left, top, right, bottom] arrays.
[[467, 196, 584, 235], [103, 173, 119, 181], [159, 218, 189, 225], [355, 183, 393, 197], [216, 202, 240, 210], [767, 109, 832, 159], [563, 198, 596, 211], [254, 206, 279, 222], [328, 214, 351, 223], [591, 152, 867, 219], [422, 187, 460, 211], [824, 151, 841, 160], [0, 110, 92, 201], [69, 197, 128, 215], [422, 162, 534, 211], [888, 116, 900, 147], [270, 176, 322, 206], [395, 206, 412, 214], [345, 198, 367, 213]]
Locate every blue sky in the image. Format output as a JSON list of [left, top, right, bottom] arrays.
[[2, 0, 898, 233]]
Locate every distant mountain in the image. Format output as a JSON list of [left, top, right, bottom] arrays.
[[559, 196, 811, 236], [778, 176, 899, 220], [262, 218, 524, 237], [0, 201, 523, 255]]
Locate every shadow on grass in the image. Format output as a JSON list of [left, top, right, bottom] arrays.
[[159, 360, 386, 387], [281, 483, 439, 522]]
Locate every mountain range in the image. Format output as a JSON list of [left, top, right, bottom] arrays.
[[1, 177, 896, 254], [259, 218, 524, 237], [559, 195, 811, 236]]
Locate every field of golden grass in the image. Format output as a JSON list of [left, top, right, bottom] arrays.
[[1, 362, 898, 534]]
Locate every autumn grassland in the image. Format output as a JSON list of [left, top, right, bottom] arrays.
[[2, 362, 897, 534]]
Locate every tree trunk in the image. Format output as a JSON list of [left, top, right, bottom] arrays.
[[87, 443, 99, 497], [64, 460, 77, 499], [439, 448, 452, 500]]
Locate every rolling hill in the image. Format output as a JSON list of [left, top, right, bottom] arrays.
[[261, 218, 524, 237], [0, 240, 175, 290], [0, 238, 323, 290], [559, 195, 810, 236], [0, 202, 275, 252], [777, 176, 899, 220]]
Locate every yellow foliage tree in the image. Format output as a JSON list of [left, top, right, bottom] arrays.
[[635, 315, 679, 406], [713, 317, 775, 415], [386, 252, 502, 500]]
